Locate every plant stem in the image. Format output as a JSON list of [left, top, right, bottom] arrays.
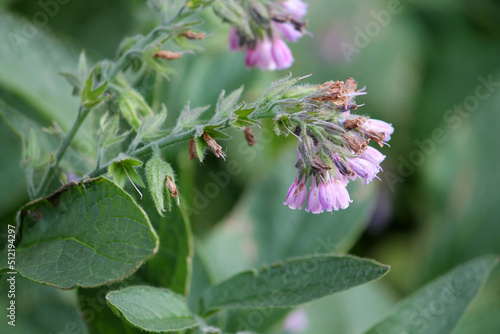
[[35, 106, 88, 197], [87, 111, 271, 179]]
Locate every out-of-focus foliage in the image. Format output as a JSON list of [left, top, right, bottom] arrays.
[[1, 0, 500, 333]]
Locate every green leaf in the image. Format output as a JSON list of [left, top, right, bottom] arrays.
[[203, 124, 231, 139], [109, 155, 145, 188], [81, 71, 95, 103], [116, 87, 153, 130], [145, 146, 175, 215], [365, 255, 499, 334], [173, 102, 210, 134], [88, 80, 109, 102], [212, 86, 244, 123], [81, 71, 109, 108], [140, 107, 168, 141], [118, 93, 142, 131], [230, 105, 256, 129], [106, 286, 198, 332], [78, 286, 142, 334], [199, 255, 389, 314], [9, 177, 159, 289], [139, 206, 193, 295], [101, 113, 131, 149]]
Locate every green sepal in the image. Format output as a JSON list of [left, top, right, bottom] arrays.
[[108, 155, 145, 188], [145, 145, 176, 215], [194, 136, 207, 162]]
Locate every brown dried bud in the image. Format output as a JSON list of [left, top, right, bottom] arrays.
[[188, 139, 197, 160], [203, 132, 225, 160], [343, 117, 366, 130], [362, 129, 386, 147], [343, 134, 368, 155], [244, 127, 257, 146], [311, 155, 331, 174], [270, 13, 289, 23], [166, 177, 178, 197], [153, 50, 183, 60], [344, 77, 358, 95], [334, 158, 355, 177], [181, 30, 205, 40]]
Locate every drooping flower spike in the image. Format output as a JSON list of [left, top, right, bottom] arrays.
[[226, 0, 309, 70], [283, 78, 394, 214]]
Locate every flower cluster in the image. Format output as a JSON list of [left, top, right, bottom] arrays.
[[283, 78, 394, 214], [229, 0, 308, 70]]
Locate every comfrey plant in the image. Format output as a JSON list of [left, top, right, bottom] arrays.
[[0, 1, 424, 334]]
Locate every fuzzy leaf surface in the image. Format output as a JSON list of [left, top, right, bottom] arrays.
[[10, 177, 158, 289], [199, 255, 389, 313]]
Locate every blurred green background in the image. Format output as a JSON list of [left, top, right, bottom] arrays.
[[1, 0, 500, 333]]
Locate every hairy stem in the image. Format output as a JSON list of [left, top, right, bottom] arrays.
[[87, 110, 272, 179]]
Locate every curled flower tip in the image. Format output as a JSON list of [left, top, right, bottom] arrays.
[[188, 138, 197, 160], [203, 132, 226, 160], [343, 117, 366, 130], [244, 126, 258, 146], [284, 175, 307, 209], [181, 30, 205, 40], [154, 50, 183, 60]]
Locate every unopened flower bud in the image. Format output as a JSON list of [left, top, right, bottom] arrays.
[[203, 132, 225, 160], [244, 127, 258, 146], [154, 50, 183, 60]]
